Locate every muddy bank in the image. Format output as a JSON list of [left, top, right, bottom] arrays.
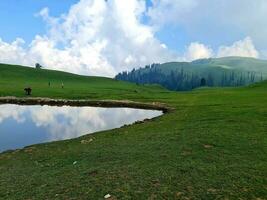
[[0, 97, 172, 113]]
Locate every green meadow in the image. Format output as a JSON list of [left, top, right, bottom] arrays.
[[0, 63, 266, 199]]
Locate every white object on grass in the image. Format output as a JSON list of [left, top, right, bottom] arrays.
[[104, 194, 111, 199]]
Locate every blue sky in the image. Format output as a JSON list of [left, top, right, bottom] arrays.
[[0, 0, 77, 43], [0, 0, 266, 76]]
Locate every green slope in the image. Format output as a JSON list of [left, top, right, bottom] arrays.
[[126, 56, 267, 75], [116, 56, 267, 91], [191, 56, 267, 75], [162, 56, 267, 74], [0, 64, 267, 199], [0, 63, 168, 99]]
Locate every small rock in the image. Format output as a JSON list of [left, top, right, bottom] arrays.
[[81, 138, 94, 144], [104, 194, 111, 199], [73, 161, 78, 165], [203, 144, 213, 149], [207, 188, 218, 193]]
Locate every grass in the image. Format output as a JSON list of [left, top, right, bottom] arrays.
[[0, 63, 266, 199], [0, 63, 169, 100]]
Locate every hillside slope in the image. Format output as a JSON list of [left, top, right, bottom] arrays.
[[116, 57, 267, 91], [197, 56, 267, 72], [0, 63, 168, 99]]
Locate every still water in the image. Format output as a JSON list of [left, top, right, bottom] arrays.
[[0, 104, 162, 152]]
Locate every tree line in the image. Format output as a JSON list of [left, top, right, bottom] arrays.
[[115, 64, 264, 91]]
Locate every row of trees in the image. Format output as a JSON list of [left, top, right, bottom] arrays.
[[115, 66, 264, 91]]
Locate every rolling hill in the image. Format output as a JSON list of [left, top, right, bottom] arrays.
[[116, 56, 267, 91], [0, 63, 168, 99]]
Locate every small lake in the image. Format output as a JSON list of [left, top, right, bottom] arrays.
[[0, 104, 162, 152]]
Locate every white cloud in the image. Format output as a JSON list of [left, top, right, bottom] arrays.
[[217, 37, 259, 58], [184, 42, 213, 61], [0, 38, 30, 66], [0, 0, 176, 77], [148, 0, 267, 49], [148, 0, 197, 27]]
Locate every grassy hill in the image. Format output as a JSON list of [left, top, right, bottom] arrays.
[[138, 56, 267, 75], [0, 64, 267, 199], [116, 57, 267, 91], [197, 56, 267, 73], [0, 63, 169, 99]]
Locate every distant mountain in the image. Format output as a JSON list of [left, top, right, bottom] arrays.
[[115, 57, 267, 91]]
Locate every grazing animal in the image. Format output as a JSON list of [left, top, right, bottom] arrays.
[[24, 87, 32, 95]]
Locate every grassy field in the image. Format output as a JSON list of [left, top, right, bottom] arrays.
[[0, 64, 169, 100], [0, 64, 266, 199]]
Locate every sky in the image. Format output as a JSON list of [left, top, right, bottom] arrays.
[[0, 0, 266, 77]]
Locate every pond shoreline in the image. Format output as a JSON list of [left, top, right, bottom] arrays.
[[0, 101, 164, 153], [0, 96, 172, 113]]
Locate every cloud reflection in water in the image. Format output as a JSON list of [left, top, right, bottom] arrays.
[[0, 104, 162, 152]]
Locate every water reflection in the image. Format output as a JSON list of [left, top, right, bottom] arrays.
[[0, 104, 162, 152]]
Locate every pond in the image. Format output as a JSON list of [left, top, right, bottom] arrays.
[[0, 104, 162, 152]]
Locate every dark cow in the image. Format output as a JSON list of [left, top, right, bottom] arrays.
[[24, 87, 32, 95]]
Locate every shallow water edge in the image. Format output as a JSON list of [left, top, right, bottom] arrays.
[[0, 97, 172, 113], [0, 97, 172, 153]]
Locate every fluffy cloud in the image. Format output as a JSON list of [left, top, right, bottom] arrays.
[[0, 38, 30, 66], [181, 38, 259, 61], [184, 42, 213, 61], [0, 0, 176, 77], [217, 37, 259, 58]]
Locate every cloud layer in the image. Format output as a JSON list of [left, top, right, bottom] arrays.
[[148, 0, 267, 48], [0, 0, 264, 76]]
